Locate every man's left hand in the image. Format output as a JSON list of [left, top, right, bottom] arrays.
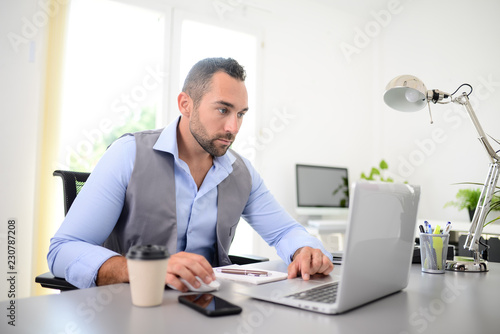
[[287, 247, 333, 280]]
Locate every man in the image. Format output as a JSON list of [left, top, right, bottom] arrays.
[[48, 58, 333, 292]]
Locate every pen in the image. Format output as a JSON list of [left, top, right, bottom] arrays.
[[424, 221, 430, 234], [419, 225, 425, 233], [217, 269, 269, 277], [443, 221, 452, 234]]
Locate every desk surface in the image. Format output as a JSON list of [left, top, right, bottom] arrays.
[[3, 261, 500, 334]]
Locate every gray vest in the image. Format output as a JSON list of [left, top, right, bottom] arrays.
[[102, 129, 252, 266]]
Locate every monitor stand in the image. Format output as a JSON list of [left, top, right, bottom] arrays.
[[304, 217, 348, 253], [306, 215, 348, 232], [307, 220, 347, 231]]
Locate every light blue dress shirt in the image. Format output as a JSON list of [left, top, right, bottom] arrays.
[[48, 116, 332, 288]]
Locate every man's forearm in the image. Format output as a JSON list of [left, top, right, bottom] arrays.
[[96, 255, 129, 286]]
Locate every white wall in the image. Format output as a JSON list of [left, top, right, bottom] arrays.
[[0, 0, 46, 299], [250, 0, 500, 226], [374, 0, 500, 223], [254, 1, 376, 216], [2, 0, 500, 298]]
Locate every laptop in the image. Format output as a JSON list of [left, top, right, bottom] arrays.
[[237, 181, 420, 314]]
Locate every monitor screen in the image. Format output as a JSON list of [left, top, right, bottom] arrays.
[[296, 164, 349, 211]]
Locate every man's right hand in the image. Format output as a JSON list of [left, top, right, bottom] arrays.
[[165, 252, 216, 292], [96, 251, 215, 292]]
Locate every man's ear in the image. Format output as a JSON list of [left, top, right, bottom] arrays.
[[178, 92, 192, 117]]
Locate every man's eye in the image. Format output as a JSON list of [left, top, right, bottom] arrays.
[[237, 112, 246, 118], [218, 108, 228, 114]]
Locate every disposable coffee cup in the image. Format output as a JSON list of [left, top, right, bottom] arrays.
[[419, 233, 450, 274], [126, 244, 169, 307]]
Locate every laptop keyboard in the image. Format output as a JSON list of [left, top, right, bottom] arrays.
[[285, 282, 339, 304]]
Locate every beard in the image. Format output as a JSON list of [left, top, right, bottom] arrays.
[[189, 110, 235, 157]]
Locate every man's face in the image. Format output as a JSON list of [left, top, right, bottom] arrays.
[[189, 71, 248, 157]]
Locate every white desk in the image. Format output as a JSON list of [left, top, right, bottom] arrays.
[[3, 261, 500, 333]]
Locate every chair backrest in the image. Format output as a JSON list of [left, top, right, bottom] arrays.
[[53, 170, 90, 215]]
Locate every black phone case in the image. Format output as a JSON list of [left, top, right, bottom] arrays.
[[178, 294, 242, 317]]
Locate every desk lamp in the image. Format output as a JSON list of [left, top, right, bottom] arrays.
[[384, 74, 500, 272]]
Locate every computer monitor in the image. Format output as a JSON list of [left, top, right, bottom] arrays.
[[295, 164, 349, 218]]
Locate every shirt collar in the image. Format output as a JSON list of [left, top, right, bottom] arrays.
[[153, 115, 236, 172]]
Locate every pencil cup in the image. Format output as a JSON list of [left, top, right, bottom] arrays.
[[419, 233, 449, 274], [126, 245, 169, 307]]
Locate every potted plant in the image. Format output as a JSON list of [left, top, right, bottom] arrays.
[[360, 160, 394, 182], [445, 188, 482, 221], [445, 186, 500, 224]]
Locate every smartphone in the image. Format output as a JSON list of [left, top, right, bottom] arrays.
[[178, 293, 242, 317]]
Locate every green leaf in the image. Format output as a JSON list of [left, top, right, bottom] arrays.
[[444, 188, 481, 211], [359, 160, 396, 183], [379, 160, 388, 170], [446, 185, 500, 213], [484, 215, 500, 227], [370, 167, 380, 176]]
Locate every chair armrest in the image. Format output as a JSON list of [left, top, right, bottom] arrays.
[[35, 272, 78, 291], [228, 254, 269, 265]]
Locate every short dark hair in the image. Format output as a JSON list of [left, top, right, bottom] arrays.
[[182, 57, 246, 108]]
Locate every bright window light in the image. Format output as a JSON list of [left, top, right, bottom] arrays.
[[59, 0, 165, 172]]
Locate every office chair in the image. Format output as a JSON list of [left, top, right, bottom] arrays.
[[487, 237, 500, 262], [35, 170, 268, 291], [52, 170, 90, 215]]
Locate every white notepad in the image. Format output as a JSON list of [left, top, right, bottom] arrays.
[[214, 265, 288, 285]]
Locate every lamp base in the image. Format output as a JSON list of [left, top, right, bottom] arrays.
[[445, 257, 488, 272]]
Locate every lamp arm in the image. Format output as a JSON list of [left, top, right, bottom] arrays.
[[454, 93, 500, 261], [453, 93, 500, 163], [464, 163, 500, 254]]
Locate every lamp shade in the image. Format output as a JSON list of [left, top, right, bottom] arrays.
[[384, 75, 428, 112]]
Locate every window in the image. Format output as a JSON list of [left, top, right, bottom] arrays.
[[58, 0, 166, 172], [57, 1, 260, 256]]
